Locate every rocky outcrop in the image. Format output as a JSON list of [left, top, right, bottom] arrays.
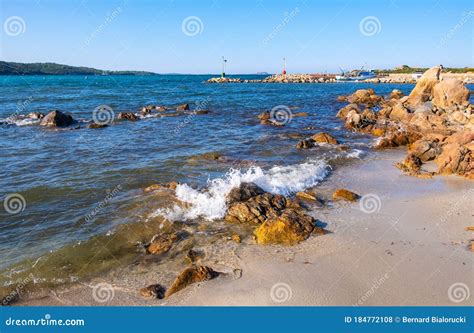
[[432, 78, 470, 109], [40, 110, 74, 127], [406, 65, 441, 109], [336, 65, 473, 179], [165, 266, 218, 298], [347, 89, 383, 106], [224, 183, 323, 245]]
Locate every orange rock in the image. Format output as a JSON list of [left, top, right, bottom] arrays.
[[165, 266, 218, 298], [332, 189, 360, 202], [139, 284, 166, 299], [311, 132, 339, 144]]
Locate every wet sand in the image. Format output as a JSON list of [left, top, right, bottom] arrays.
[[19, 149, 473, 306]]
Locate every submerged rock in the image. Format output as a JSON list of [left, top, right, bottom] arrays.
[[27, 111, 44, 119], [117, 112, 139, 121], [176, 103, 190, 111], [87, 123, 108, 129], [144, 182, 179, 193], [332, 189, 360, 202], [40, 110, 74, 127], [165, 266, 218, 298], [146, 233, 178, 255]]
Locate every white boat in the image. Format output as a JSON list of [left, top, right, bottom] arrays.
[[336, 68, 376, 81]]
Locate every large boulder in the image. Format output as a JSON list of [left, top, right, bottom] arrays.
[[406, 65, 442, 109], [254, 209, 315, 245], [336, 103, 360, 118], [40, 110, 74, 127], [435, 142, 472, 176], [408, 139, 441, 162], [432, 78, 470, 109], [225, 192, 291, 225]]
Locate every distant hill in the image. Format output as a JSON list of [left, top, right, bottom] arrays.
[[0, 61, 158, 76], [375, 65, 474, 74]]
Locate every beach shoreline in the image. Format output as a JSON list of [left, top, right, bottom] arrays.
[[17, 148, 473, 306]]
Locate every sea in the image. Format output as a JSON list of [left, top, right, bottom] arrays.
[[0, 74, 420, 299]]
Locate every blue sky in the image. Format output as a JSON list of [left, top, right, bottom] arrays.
[[0, 0, 472, 73]]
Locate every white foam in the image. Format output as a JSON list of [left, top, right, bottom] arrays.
[[153, 159, 330, 222]]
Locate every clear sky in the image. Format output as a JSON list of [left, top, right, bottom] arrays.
[[0, 0, 472, 74]]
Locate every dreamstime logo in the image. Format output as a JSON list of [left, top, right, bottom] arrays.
[[3, 193, 26, 215], [92, 105, 115, 125], [359, 194, 381, 214], [181, 16, 204, 36], [84, 184, 122, 223], [270, 282, 292, 303], [448, 282, 470, 303], [3, 16, 26, 36], [438, 11, 473, 47], [81, 6, 122, 49], [262, 7, 300, 46], [270, 105, 293, 125], [92, 282, 115, 303], [359, 16, 381, 37]]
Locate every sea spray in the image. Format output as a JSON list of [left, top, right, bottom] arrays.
[[154, 159, 331, 222]]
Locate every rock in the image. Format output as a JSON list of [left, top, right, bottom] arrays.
[[296, 138, 316, 149], [226, 182, 265, 205], [146, 233, 178, 255], [409, 139, 441, 162], [311, 132, 338, 144], [435, 142, 473, 176], [389, 102, 411, 121], [390, 89, 404, 99], [176, 103, 190, 111], [409, 111, 447, 132], [406, 65, 442, 109], [185, 249, 202, 263], [296, 191, 317, 201], [293, 112, 308, 117], [258, 111, 271, 121], [225, 193, 290, 225], [332, 188, 360, 202], [156, 106, 168, 112], [140, 284, 166, 299], [165, 266, 218, 298], [254, 209, 315, 245], [40, 110, 74, 127], [432, 78, 470, 109], [230, 234, 241, 243], [414, 102, 433, 114], [347, 89, 382, 106], [87, 123, 108, 129], [144, 182, 179, 193], [337, 104, 360, 118], [194, 110, 210, 115], [396, 153, 423, 175], [117, 112, 139, 121], [27, 112, 44, 119], [449, 111, 469, 125], [336, 95, 347, 102], [374, 128, 423, 149]]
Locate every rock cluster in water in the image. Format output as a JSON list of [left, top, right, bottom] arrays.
[[336, 65, 473, 178]]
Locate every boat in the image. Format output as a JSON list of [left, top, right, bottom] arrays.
[[335, 67, 376, 81]]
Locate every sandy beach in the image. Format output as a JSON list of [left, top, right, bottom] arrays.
[[18, 148, 473, 306]]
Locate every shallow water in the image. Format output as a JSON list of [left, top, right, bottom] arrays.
[[0, 75, 420, 297]]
